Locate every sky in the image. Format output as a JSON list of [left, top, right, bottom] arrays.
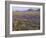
[[12, 7, 40, 11]]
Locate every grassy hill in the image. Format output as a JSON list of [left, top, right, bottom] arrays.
[[12, 11, 40, 31], [13, 11, 40, 16]]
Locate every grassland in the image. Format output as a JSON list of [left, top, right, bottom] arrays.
[[13, 11, 40, 16], [12, 11, 40, 31]]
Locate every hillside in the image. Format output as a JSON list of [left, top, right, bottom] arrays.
[[12, 11, 40, 31]]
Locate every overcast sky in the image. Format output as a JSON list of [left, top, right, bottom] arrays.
[[12, 7, 40, 11]]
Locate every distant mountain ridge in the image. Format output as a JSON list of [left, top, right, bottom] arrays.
[[15, 8, 40, 12]]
